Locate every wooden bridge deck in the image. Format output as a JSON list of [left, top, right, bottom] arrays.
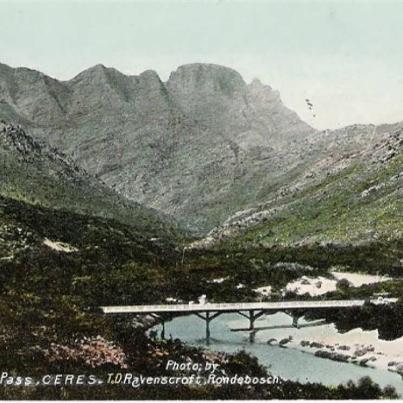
[[98, 298, 397, 315]]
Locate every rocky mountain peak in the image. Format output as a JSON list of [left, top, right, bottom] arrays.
[[167, 63, 246, 96], [137, 69, 165, 91], [139, 69, 161, 81], [70, 64, 115, 86], [0, 62, 329, 232], [165, 63, 250, 129], [249, 77, 268, 89], [75, 63, 106, 75], [248, 77, 276, 96]]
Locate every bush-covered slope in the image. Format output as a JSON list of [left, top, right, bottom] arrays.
[[196, 128, 402, 249], [0, 122, 181, 240], [0, 196, 398, 400]]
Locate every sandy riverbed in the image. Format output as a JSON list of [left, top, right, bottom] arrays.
[[286, 323, 403, 375], [284, 271, 391, 297], [253, 271, 401, 374]]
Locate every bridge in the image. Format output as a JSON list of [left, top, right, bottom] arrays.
[[98, 298, 397, 342]]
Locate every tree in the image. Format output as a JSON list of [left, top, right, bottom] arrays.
[[336, 278, 353, 291]]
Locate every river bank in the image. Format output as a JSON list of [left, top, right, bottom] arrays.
[[151, 312, 403, 395], [283, 271, 391, 297], [252, 271, 403, 377], [279, 324, 403, 376]]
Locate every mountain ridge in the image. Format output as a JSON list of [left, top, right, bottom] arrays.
[[0, 61, 317, 232], [1, 61, 401, 234]]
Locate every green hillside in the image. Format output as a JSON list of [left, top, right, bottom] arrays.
[[238, 155, 403, 246], [0, 123, 181, 240]]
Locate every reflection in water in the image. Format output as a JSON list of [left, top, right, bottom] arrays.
[[231, 319, 327, 332]]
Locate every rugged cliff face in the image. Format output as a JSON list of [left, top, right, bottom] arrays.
[[0, 62, 318, 232]]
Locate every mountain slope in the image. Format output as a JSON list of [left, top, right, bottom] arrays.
[[1, 61, 402, 238], [193, 125, 403, 249], [0, 122, 180, 240], [0, 62, 316, 233]]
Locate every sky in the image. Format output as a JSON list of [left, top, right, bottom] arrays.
[[1, 0, 403, 130]]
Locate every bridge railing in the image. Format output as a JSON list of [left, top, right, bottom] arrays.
[[98, 298, 397, 315]]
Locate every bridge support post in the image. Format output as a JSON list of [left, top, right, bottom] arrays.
[[248, 310, 255, 330], [249, 330, 256, 343], [206, 312, 211, 343], [236, 310, 265, 342], [161, 318, 166, 339], [236, 310, 266, 341], [194, 311, 222, 345], [285, 310, 303, 329], [248, 310, 256, 342]]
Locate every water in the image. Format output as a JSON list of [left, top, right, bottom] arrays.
[[151, 312, 403, 395]]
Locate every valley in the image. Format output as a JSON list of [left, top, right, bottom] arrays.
[[0, 62, 402, 399]]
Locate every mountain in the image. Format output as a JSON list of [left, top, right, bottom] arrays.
[[0, 121, 181, 240], [1, 61, 402, 239], [191, 123, 403, 249], [0, 62, 402, 401], [0, 62, 316, 233]]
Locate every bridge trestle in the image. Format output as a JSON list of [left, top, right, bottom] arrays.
[[284, 310, 305, 328], [194, 311, 223, 343], [150, 313, 174, 339], [193, 309, 268, 342]]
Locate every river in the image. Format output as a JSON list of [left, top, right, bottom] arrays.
[[151, 312, 403, 395]]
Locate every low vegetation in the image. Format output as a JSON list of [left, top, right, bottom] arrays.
[[0, 124, 402, 399], [0, 195, 401, 399]]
